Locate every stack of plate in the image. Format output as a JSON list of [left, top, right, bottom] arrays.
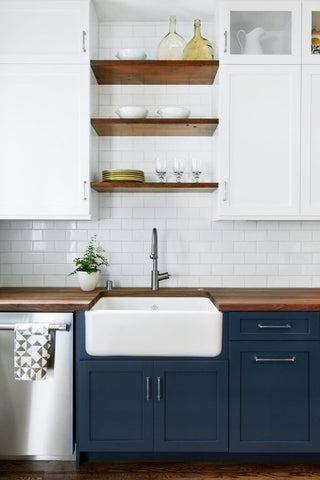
[[102, 169, 145, 183]]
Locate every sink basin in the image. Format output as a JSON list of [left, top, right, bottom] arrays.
[[85, 296, 222, 357]]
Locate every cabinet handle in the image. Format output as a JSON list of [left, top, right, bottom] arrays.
[[224, 30, 228, 53], [83, 180, 88, 200], [146, 377, 151, 401], [82, 30, 87, 52], [254, 356, 296, 363], [258, 323, 292, 329], [157, 377, 162, 401], [222, 181, 228, 202]]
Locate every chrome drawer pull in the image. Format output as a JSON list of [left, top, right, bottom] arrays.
[[258, 323, 292, 329], [254, 356, 296, 363], [146, 377, 151, 401], [157, 377, 162, 401]]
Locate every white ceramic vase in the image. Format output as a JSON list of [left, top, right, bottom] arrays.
[[77, 271, 100, 291]]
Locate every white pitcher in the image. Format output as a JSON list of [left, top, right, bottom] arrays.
[[236, 27, 265, 55]]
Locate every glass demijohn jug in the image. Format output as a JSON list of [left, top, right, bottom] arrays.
[[157, 16, 186, 60], [183, 19, 214, 60]]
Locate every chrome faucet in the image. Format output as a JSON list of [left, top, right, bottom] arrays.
[[150, 228, 170, 290]]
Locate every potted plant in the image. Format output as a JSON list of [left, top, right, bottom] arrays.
[[70, 236, 108, 291]]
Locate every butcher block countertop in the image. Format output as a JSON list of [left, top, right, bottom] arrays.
[[1, 287, 320, 312]]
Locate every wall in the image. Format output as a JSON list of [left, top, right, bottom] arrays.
[[1, 20, 320, 289]]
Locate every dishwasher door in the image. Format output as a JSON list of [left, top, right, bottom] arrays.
[[0, 312, 73, 459]]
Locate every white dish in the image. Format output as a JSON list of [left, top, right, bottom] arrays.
[[115, 49, 147, 60], [157, 107, 191, 119], [115, 106, 148, 119]]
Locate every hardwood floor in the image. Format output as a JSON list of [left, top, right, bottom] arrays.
[[2, 462, 320, 480]]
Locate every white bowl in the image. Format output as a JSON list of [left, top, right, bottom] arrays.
[[115, 49, 147, 60], [157, 107, 191, 119], [115, 106, 148, 119]]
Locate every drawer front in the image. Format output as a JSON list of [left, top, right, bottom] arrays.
[[229, 312, 320, 340]]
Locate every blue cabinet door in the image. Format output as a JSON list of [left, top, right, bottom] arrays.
[[230, 341, 320, 452], [154, 360, 228, 452], [77, 360, 153, 452]]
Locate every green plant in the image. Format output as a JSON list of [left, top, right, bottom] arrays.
[[69, 236, 108, 275]]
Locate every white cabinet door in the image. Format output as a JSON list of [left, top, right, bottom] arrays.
[[302, 1, 320, 64], [220, 1, 301, 64], [0, 64, 90, 219], [218, 65, 300, 219], [0, 0, 89, 64], [301, 66, 320, 216]]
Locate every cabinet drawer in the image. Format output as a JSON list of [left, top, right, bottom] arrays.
[[229, 312, 320, 340]]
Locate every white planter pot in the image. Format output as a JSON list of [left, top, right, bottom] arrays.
[[77, 271, 100, 291]]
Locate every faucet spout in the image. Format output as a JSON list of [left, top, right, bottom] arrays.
[[150, 228, 170, 290], [150, 227, 158, 260]]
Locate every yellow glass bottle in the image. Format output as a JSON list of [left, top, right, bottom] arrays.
[[183, 19, 214, 60]]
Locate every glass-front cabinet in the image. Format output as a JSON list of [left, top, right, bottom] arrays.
[[220, 1, 301, 64], [302, 1, 320, 63]]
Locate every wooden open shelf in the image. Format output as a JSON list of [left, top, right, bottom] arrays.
[[91, 118, 218, 136], [91, 182, 218, 193], [90, 60, 219, 85]]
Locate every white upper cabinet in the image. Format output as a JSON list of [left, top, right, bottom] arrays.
[[218, 65, 301, 219], [0, 0, 89, 64], [301, 65, 320, 216], [220, 1, 301, 64], [302, 1, 320, 63], [0, 64, 91, 219]]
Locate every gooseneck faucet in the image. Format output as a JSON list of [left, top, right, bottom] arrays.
[[150, 228, 170, 290]]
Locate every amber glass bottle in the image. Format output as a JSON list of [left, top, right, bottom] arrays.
[[183, 19, 214, 60]]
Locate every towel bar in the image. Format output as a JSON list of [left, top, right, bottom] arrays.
[[0, 323, 70, 332]]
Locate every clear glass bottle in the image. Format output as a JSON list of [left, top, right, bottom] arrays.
[[157, 16, 186, 60], [183, 19, 214, 60]]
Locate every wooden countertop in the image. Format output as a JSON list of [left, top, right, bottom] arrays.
[[1, 287, 320, 312], [0, 287, 104, 311]]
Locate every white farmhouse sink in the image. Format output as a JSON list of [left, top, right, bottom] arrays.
[[85, 296, 222, 357]]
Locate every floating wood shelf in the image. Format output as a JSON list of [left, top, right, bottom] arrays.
[[91, 60, 219, 85], [91, 182, 218, 193], [91, 118, 218, 136]]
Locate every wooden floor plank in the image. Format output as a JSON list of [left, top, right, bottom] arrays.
[[2, 463, 320, 479]]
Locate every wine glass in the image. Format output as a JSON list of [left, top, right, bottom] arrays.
[[155, 158, 167, 182], [191, 158, 202, 182], [173, 158, 185, 183]]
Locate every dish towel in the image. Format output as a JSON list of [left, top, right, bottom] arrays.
[[14, 323, 51, 381]]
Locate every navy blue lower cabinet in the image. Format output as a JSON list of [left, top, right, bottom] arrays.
[[77, 360, 154, 452], [229, 341, 320, 452], [153, 361, 228, 452], [77, 359, 228, 454]]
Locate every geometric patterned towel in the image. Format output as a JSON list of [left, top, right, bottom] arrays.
[[14, 323, 51, 381]]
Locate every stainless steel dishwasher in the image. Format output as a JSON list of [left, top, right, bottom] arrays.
[[0, 312, 73, 459]]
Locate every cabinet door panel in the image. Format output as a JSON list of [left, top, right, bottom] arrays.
[[78, 361, 153, 452], [219, 65, 301, 219], [301, 65, 320, 215], [220, 1, 301, 65], [0, 0, 88, 64], [0, 64, 90, 219], [230, 341, 320, 452], [302, 1, 320, 64], [154, 361, 228, 452]]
